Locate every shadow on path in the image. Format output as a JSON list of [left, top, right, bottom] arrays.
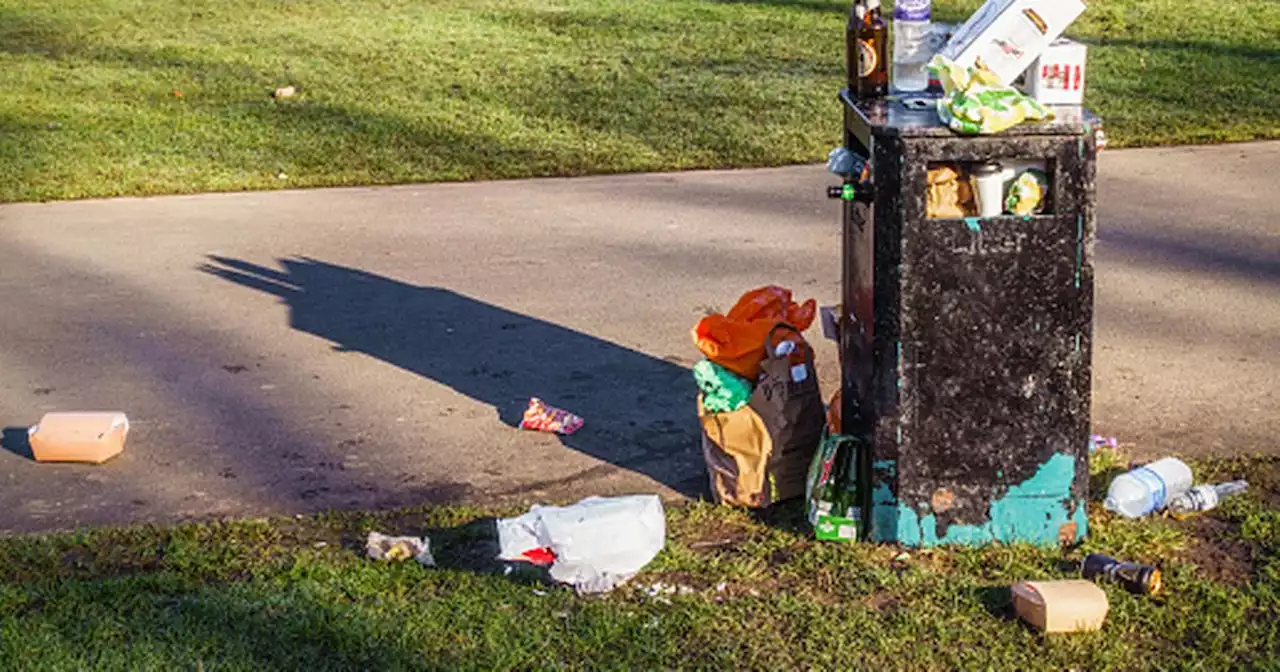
[[200, 256, 704, 496]]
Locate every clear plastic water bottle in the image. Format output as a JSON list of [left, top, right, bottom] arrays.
[[1104, 457, 1193, 519], [1167, 480, 1249, 516], [892, 0, 932, 92]]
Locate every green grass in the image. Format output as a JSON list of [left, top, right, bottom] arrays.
[[1, 0, 1277, 202], [1, 450, 1277, 670]]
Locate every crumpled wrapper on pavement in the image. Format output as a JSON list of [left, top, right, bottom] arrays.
[[519, 397, 584, 435], [929, 55, 1053, 135], [366, 532, 436, 567]]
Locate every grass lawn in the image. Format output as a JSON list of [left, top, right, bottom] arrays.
[[1, 0, 1278, 202], [1, 449, 1277, 670]]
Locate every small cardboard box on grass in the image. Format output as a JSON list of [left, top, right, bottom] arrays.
[[1012, 580, 1109, 633], [941, 0, 1087, 85]]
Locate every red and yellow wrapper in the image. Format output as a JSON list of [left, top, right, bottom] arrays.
[[520, 397, 584, 435]]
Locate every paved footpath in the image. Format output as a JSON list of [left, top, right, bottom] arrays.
[[1, 142, 1276, 534]]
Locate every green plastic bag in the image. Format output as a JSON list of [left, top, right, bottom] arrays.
[[693, 359, 753, 414]]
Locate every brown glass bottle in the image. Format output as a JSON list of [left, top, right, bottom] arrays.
[[847, 0, 888, 99]]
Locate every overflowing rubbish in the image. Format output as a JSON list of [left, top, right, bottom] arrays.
[[365, 532, 436, 567], [1081, 553, 1161, 595], [1011, 580, 1109, 633], [1104, 457, 1193, 519], [929, 55, 1053, 136], [519, 397, 584, 436], [892, 0, 933, 93], [1026, 37, 1088, 105], [1168, 480, 1249, 517], [938, 0, 1087, 86], [927, 164, 976, 218], [496, 495, 665, 594], [693, 360, 752, 414], [699, 324, 825, 509], [970, 162, 1005, 217], [805, 431, 864, 542], [28, 412, 129, 464], [692, 285, 816, 381], [1004, 168, 1049, 215], [827, 147, 858, 176]]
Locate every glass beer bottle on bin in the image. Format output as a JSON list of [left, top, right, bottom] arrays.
[[848, 0, 888, 99]]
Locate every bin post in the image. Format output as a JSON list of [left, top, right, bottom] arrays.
[[838, 92, 1101, 547]]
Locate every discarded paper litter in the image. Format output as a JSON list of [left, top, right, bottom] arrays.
[[496, 494, 665, 594], [28, 412, 129, 464], [366, 532, 436, 567]]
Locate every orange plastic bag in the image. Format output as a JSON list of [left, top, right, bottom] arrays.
[[693, 286, 817, 380]]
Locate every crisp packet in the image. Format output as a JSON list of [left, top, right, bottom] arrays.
[[929, 55, 1053, 135], [520, 397, 585, 435], [1006, 169, 1049, 215]]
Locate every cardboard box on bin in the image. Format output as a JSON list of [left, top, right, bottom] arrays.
[[1027, 37, 1088, 105], [1012, 580, 1109, 633], [941, 0, 1086, 86], [28, 412, 129, 464]]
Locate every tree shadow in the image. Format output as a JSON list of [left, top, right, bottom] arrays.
[[199, 255, 705, 497], [1099, 226, 1280, 285], [967, 584, 1016, 621], [1, 427, 34, 460]]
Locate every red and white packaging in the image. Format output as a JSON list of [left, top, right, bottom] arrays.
[[1026, 38, 1087, 105]]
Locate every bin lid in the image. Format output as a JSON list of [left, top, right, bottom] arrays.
[[841, 91, 1101, 144]]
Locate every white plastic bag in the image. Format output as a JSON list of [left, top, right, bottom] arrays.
[[496, 495, 666, 594]]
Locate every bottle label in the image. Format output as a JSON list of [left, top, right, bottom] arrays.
[[893, 0, 930, 21], [1132, 466, 1168, 510], [858, 40, 878, 77]]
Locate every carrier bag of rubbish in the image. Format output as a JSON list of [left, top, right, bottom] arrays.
[[496, 495, 665, 594], [693, 285, 816, 381], [698, 325, 825, 508]]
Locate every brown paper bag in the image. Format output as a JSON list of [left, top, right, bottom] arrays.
[[1012, 580, 1109, 633], [699, 400, 774, 507]]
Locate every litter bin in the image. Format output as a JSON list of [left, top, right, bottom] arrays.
[[834, 91, 1102, 547]]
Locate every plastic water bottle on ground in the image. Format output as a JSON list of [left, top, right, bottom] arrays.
[[1167, 480, 1249, 516], [1104, 457, 1193, 518], [892, 0, 932, 92]]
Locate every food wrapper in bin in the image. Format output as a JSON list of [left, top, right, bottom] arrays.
[[929, 56, 1053, 135]]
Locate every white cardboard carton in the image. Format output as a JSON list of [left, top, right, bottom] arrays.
[[941, 0, 1086, 85], [1027, 38, 1088, 105]]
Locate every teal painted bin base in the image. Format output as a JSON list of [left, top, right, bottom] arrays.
[[869, 453, 1088, 547]]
